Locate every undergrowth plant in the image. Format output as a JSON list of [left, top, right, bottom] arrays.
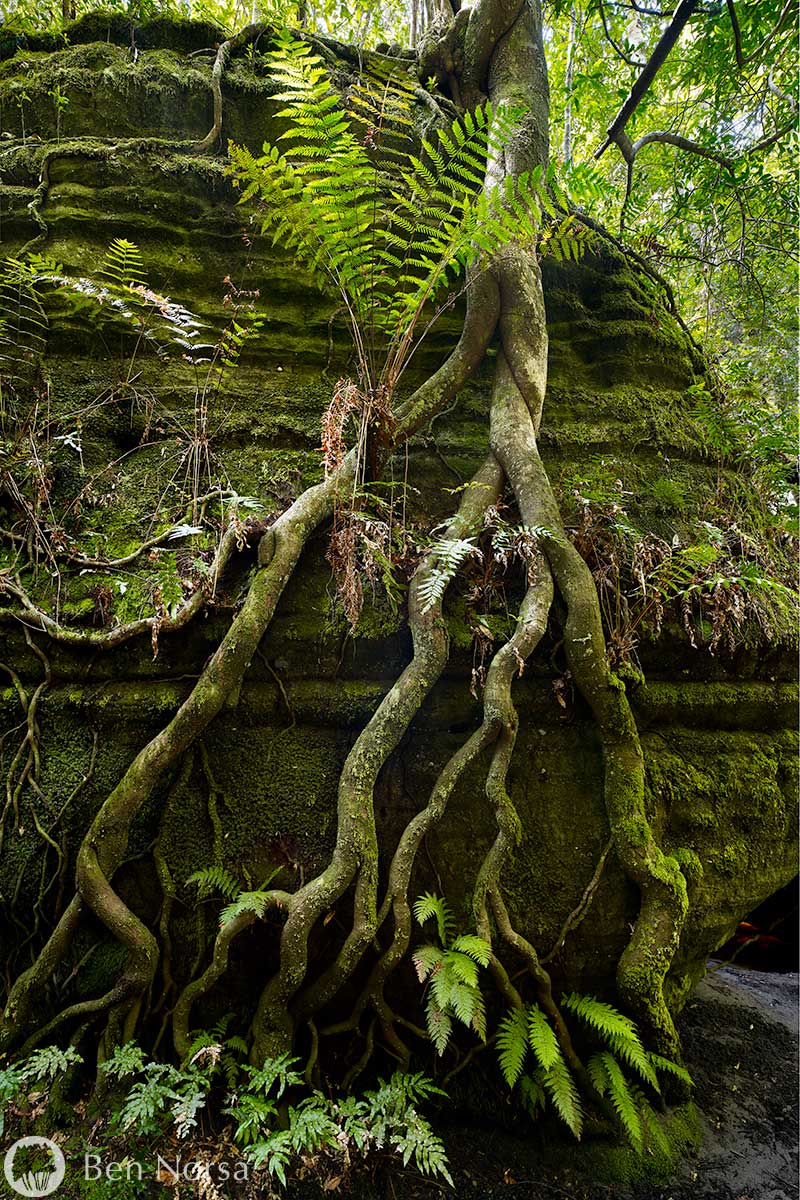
[[1, 1041, 452, 1190], [496, 993, 692, 1154], [412, 892, 491, 1053]]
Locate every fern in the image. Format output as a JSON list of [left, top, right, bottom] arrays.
[[541, 1056, 583, 1139], [562, 992, 641, 1043], [496, 1006, 529, 1087], [228, 36, 584, 407], [417, 536, 481, 613], [596, 1051, 642, 1153], [99, 237, 147, 288], [219, 889, 273, 928], [527, 1005, 561, 1072], [648, 1052, 693, 1090], [186, 864, 240, 901], [413, 893, 490, 1053], [0, 256, 50, 399], [413, 891, 454, 946]]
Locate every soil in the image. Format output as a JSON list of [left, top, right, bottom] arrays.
[[358, 965, 799, 1200]]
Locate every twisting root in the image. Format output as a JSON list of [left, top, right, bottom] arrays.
[[251, 454, 504, 1062], [3, 264, 497, 1057], [193, 24, 269, 155], [0, 466, 352, 1053], [340, 525, 549, 1054], [489, 348, 689, 1060]]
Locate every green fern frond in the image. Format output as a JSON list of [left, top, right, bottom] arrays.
[[100, 237, 147, 288], [527, 1005, 562, 1073], [542, 1057, 583, 1139], [600, 1052, 642, 1153], [496, 1007, 529, 1087], [450, 933, 491, 965], [607, 1032, 660, 1092], [219, 890, 272, 928], [0, 258, 49, 391], [648, 1053, 693, 1090], [418, 537, 480, 613], [638, 1091, 672, 1158], [425, 994, 453, 1056], [562, 993, 641, 1044], [519, 1072, 547, 1117], [186, 865, 240, 901], [412, 892, 453, 946]]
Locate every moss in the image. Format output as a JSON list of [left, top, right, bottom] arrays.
[[572, 1102, 701, 1188], [672, 847, 703, 884]]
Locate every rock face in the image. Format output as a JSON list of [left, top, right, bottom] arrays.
[[0, 18, 796, 1030]]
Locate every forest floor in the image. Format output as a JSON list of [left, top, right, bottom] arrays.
[[341, 965, 798, 1200]]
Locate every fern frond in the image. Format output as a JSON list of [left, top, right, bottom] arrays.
[[562, 993, 641, 1044], [527, 1005, 561, 1073], [638, 1090, 672, 1158], [648, 1053, 693, 1090], [607, 1032, 660, 1092], [425, 994, 453, 1056], [450, 933, 491, 965], [219, 890, 272, 928], [542, 1057, 583, 1139], [418, 537, 480, 613], [519, 1072, 546, 1117], [186, 865, 240, 901], [496, 1007, 529, 1087], [100, 237, 147, 288], [412, 943, 443, 982], [600, 1052, 642, 1153], [412, 892, 453, 946]]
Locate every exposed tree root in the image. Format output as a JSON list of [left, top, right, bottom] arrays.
[[250, 454, 504, 1063], [1, 264, 496, 1057], [489, 349, 689, 1060]]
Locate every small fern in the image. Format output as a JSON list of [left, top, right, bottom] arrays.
[[186, 864, 240, 901], [495, 995, 690, 1154], [496, 1006, 529, 1087], [417, 536, 481, 613], [413, 893, 490, 1054], [219, 889, 273, 928], [99, 237, 147, 288]]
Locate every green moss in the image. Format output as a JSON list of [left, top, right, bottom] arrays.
[[573, 1102, 701, 1187]]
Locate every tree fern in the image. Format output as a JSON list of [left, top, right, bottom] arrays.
[[228, 36, 584, 405]]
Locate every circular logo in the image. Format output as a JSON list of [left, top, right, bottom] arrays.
[[4, 1137, 65, 1197]]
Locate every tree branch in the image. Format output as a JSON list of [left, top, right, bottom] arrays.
[[595, 0, 702, 158]]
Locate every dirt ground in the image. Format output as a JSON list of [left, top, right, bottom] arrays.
[[361, 965, 799, 1200]]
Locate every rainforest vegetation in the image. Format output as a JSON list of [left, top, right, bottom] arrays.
[[0, 0, 796, 1194]]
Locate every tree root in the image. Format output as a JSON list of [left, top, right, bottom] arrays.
[[1, 519, 242, 652], [489, 348, 689, 1060], [193, 24, 271, 155], [2, 267, 496, 1057], [250, 454, 504, 1062]]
